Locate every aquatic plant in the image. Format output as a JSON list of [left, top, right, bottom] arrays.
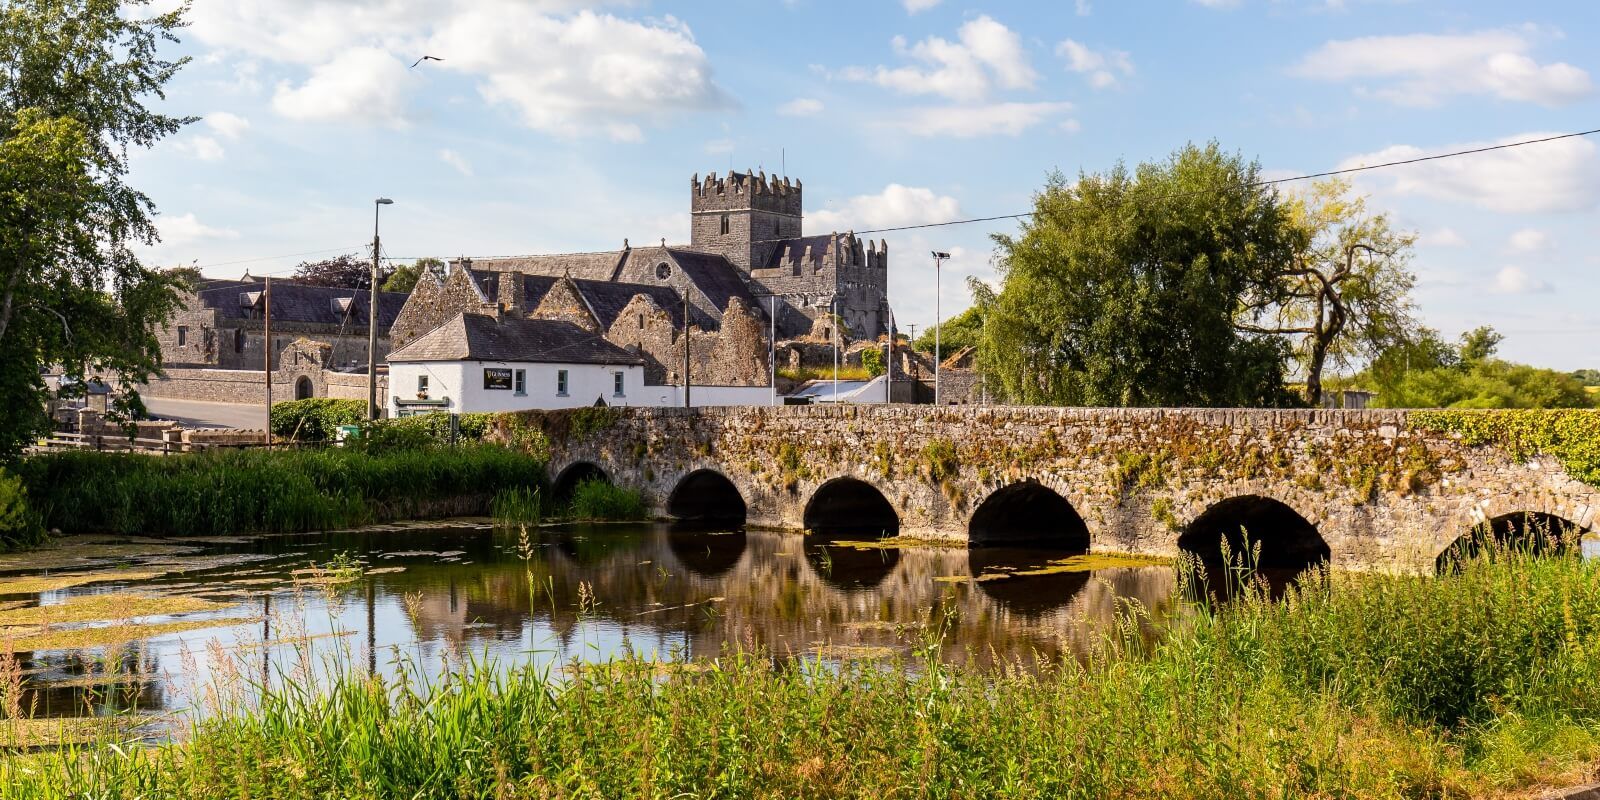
[[1, 549, 1598, 797], [15, 445, 546, 538], [492, 487, 544, 527], [565, 479, 648, 522]]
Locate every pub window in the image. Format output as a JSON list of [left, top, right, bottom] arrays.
[[176, 326, 188, 346], [719, 214, 729, 235], [417, 375, 429, 395], [613, 371, 625, 397], [556, 369, 569, 396], [514, 369, 526, 396]]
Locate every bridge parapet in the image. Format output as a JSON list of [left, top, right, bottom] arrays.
[[523, 406, 1599, 573]]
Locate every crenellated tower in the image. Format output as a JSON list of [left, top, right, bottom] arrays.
[[690, 171, 803, 271]]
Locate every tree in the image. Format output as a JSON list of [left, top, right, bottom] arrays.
[[1457, 326, 1504, 365], [1238, 179, 1419, 406], [913, 305, 984, 356], [1572, 369, 1600, 387], [0, 0, 193, 458], [293, 253, 371, 288], [380, 257, 444, 293], [978, 143, 1298, 407], [1361, 326, 1594, 409]]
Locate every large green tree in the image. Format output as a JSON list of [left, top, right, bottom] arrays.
[[1237, 179, 1419, 406], [978, 143, 1297, 407], [1356, 326, 1595, 409], [0, 0, 192, 457]]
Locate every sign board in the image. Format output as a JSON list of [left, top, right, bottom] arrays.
[[483, 368, 513, 390]]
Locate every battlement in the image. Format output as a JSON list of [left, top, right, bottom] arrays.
[[692, 170, 803, 216]]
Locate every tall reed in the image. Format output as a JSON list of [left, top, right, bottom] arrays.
[[565, 478, 648, 521], [16, 445, 546, 537], [2, 549, 1597, 798]]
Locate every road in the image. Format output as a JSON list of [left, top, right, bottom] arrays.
[[142, 398, 265, 430]]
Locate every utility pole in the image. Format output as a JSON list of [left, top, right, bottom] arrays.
[[682, 292, 692, 408], [368, 198, 394, 421], [263, 276, 273, 448], [831, 296, 839, 403], [932, 251, 950, 406], [769, 295, 777, 407], [885, 307, 895, 404]]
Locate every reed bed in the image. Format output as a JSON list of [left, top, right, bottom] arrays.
[[565, 478, 649, 522], [2, 549, 1598, 798], [16, 445, 546, 537]]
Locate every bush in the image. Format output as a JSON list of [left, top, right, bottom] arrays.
[[270, 399, 364, 442], [358, 412, 497, 451], [860, 347, 885, 377], [0, 468, 43, 550], [15, 445, 547, 537], [567, 478, 648, 521]]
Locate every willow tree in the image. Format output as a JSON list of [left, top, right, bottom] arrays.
[[0, 0, 192, 457], [1237, 179, 1418, 406], [978, 143, 1297, 407]]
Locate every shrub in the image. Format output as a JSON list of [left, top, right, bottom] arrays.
[[567, 479, 648, 521], [860, 347, 885, 377], [0, 469, 43, 550], [270, 399, 364, 442], [357, 412, 498, 451]]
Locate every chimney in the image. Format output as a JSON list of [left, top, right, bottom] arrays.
[[496, 272, 526, 317]]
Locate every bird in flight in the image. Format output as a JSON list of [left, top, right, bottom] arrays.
[[410, 55, 443, 68]]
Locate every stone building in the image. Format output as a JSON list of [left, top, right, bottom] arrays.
[[145, 276, 407, 403], [432, 171, 890, 342]]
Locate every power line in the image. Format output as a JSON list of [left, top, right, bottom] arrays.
[[194, 246, 366, 271]]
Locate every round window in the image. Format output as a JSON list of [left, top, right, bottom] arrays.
[[655, 262, 672, 280]]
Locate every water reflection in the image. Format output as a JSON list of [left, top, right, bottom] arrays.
[[3, 522, 1177, 740]]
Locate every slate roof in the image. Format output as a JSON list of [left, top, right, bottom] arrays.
[[389, 314, 647, 366], [469, 271, 716, 330], [196, 281, 409, 332], [668, 249, 758, 313]]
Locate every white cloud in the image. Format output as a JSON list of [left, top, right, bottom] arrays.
[[1491, 266, 1552, 294], [204, 111, 251, 139], [810, 184, 963, 231], [1423, 228, 1466, 248], [160, 213, 239, 247], [271, 47, 412, 127], [1191, 0, 1241, 8], [1338, 133, 1600, 213], [189, 1, 730, 140], [1075, 0, 1092, 15], [174, 136, 226, 162], [902, 0, 940, 13], [895, 101, 1074, 138], [438, 148, 473, 176], [703, 138, 736, 155], [1293, 27, 1592, 107], [1507, 228, 1549, 253], [778, 97, 824, 117], [851, 16, 1036, 102], [1056, 39, 1134, 89]]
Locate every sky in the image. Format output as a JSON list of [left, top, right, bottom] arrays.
[[131, 0, 1600, 370]]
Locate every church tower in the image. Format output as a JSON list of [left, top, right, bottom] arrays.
[[689, 171, 802, 272]]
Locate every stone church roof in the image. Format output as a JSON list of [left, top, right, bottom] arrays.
[[389, 313, 647, 366], [196, 281, 409, 331], [470, 270, 717, 330], [666, 248, 758, 313]]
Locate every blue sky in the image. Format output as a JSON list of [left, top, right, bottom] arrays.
[[134, 0, 1599, 369]]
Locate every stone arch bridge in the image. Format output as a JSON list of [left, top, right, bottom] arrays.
[[532, 406, 1598, 574]]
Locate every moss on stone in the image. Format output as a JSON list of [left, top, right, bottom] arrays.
[[1409, 409, 1600, 488]]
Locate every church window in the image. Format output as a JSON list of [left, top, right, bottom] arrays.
[[720, 214, 729, 235], [638, 313, 645, 330], [176, 326, 188, 346], [655, 262, 672, 280]]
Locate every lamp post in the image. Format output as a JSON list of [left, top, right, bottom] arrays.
[[368, 198, 394, 421], [932, 251, 950, 406]]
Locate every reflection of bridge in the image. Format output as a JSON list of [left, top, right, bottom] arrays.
[[540, 407, 1599, 574]]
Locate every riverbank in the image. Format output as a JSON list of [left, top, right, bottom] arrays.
[[2, 550, 1596, 798], [11, 445, 547, 539]]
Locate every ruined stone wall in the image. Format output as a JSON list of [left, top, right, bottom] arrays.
[[389, 270, 496, 350], [532, 406, 1600, 573], [606, 294, 682, 385], [140, 366, 386, 406]]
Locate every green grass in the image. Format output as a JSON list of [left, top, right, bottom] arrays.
[[777, 364, 874, 383], [491, 486, 545, 527], [14, 445, 547, 537], [565, 478, 648, 521], [3, 551, 1599, 797]]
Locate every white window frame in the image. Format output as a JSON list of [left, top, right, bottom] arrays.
[[556, 369, 569, 397], [513, 369, 526, 396], [612, 371, 625, 398]]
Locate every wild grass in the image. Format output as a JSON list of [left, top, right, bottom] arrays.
[[15, 445, 546, 537], [777, 364, 875, 383], [565, 478, 648, 522], [491, 486, 544, 527], [1, 550, 1597, 797]]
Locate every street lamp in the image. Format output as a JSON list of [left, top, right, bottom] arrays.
[[368, 197, 394, 421], [932, 251, 950, 406]]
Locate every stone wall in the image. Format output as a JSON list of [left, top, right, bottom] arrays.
[[140, 366, 385, 406], [531, 406, 1600, 573]]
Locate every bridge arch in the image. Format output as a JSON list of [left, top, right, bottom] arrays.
[[1436, 511, 1588, 573], [551, 461, 608, 503], [967, 480, 1090, 550], [1179, 495, 1330, 597], [667, 527, 747, 578], [803, 477, 899, 538], [666, 470, 747, 526]]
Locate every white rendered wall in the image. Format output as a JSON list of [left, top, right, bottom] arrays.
[[389, 361, 651, 415]]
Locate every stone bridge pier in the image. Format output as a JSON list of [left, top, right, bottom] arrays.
[[534, 406, 1598, 574]]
